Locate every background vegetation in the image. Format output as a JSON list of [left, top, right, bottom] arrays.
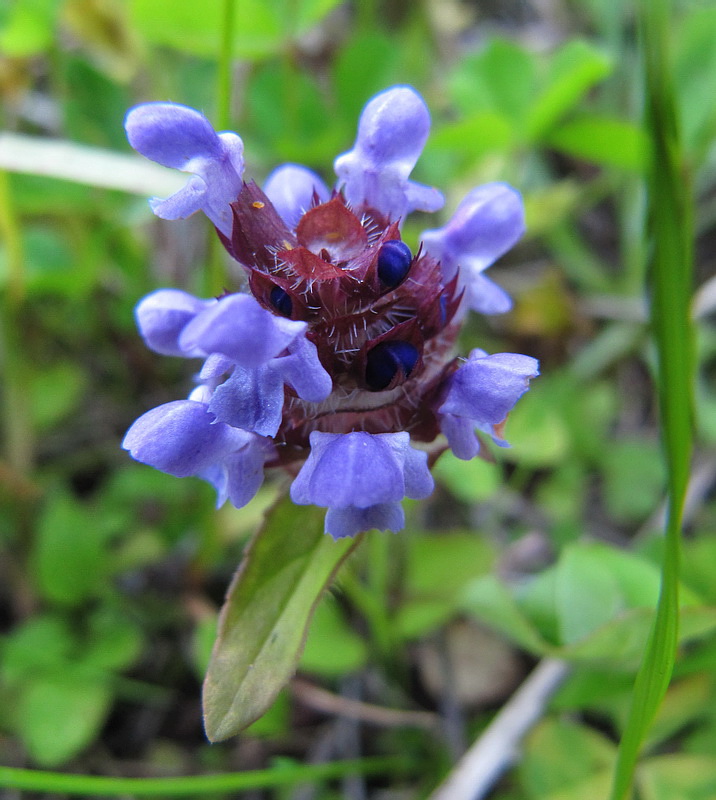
[[1, 0, 715, 797]]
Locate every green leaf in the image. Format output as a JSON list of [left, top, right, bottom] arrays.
[[30, 361, 88, 431], [31, 492, 106, 605], [333, 31, 401, 125], [637, 754, 716, 800], [645, 674, 712, 751], [550, 605, 716, 666], [674, 6, 716, 159], [130, 0, 342, 60], [461, 575, 552, 655], [519, 718, 616, 800], [394, 531, 495, 639], [497, 378, 571, 467], [546, 115, 648, 172], [0, 0, 57, 56], [424, 112, 514, 175], [0, 615, 74, 686], [18, 676, 112, 766], [556, 544, 623, 645], [448, 37, 536, 124], [432, 451, 501, 504], [526, 40, 611, 141], [602, 439, 666, 522], [202, 497, 360, 741], [81, 607, 143, 672], [610, 2, 694, 797], [299, 596, 368, 677]]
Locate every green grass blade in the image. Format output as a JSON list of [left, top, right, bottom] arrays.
[[0, 758, 405, 796], [609, 1, 695, 799]]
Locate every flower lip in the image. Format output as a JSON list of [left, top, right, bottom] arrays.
[[125, 102, 244, 236], [178, 292, 307, 367]]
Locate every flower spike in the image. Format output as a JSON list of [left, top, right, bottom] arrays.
[[124, 86, 538, 535]]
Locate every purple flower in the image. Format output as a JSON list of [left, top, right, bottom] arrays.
[[178, 293, 307, 368], [122, 400, 271, 508], [124, 86, 538, 535], [334, 86, 444, 222], [125, 103, 244, 236], [421, 183, 525, 314], [263, 164, 331, 230], [135, 289, 213, 357], [438, 350, 540, 460], [290, 432, 434, 539]]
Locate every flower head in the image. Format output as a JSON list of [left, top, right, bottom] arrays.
[[123, 86, 538, 538]]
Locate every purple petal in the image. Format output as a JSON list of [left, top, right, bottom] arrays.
[[263, 164, 330, 230], [149, 176, 206, 221], [225, 442, 270, 508], [325, 502, 405, 540], [178, 293, 307, 368], [439, 351, 539, 422], [125, 102, 244, 236], [438, 350, 538, 456], [439, 413, 480, 460], [126, 103, 224, 168], [273, 336, 332, 403], [197, 462, 230, 507], [197, 436, 270, 508], [208, 365, 285, 437], [420, 183, 524, 312], [135, 289, 213, 356], [467, 274, 514, 314], [198, 353, 233, 384], [402, 446, 435, 499], [290, 431, 407, 509], [122, 400, 248, 477], [334, 86, 444, 221]]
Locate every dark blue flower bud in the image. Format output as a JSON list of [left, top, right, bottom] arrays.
[[377, 239, 412, 288], [270, 285, 293, 317], [365, 341, 419, 391]]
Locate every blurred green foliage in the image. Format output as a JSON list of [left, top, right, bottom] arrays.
[[1, 0, 716, 797]]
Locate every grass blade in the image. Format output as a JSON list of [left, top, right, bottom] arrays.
[[609, 1, 694, 798]]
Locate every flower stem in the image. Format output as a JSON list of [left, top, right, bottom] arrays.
[[216, 0, 236, 132], [207, 0, 237, 296]]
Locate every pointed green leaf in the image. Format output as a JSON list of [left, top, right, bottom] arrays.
[[526, 40, 611, 141], [546, 115, 648, 172], [203, 497, 360, 741]]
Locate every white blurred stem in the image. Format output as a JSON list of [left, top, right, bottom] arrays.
[[0, 133, 184, 196], [428, 658, 569, 800]]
